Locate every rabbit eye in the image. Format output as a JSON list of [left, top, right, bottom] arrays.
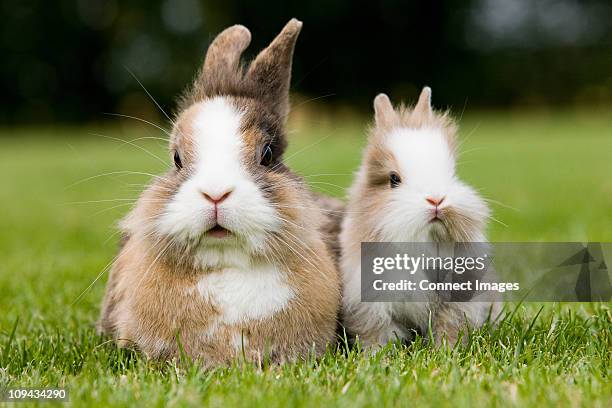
[[389, 172, 401, 188], [173, 151, 183, 169], [260, 143, 273, 167]]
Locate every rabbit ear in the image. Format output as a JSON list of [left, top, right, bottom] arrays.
[[203, 25, 251, 78], [246, 18, 303, 119], [373, 93, 397, 127], [414, 86, 433, 118], [199, 24, 251, 88]]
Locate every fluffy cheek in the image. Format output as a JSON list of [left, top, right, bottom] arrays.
[[221, 178, 281, 251], [373, 191, 431, 241], [155, 177, 212, 241], [444, 183, 490, 239], [449, 184, 489, 219]]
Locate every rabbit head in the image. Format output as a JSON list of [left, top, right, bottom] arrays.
[[122, 19, 317, 269], [345, 87, 489, 243]]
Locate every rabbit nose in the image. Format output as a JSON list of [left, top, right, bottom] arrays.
[[426, 196, 445, 207], [201, 190, 233, 205]]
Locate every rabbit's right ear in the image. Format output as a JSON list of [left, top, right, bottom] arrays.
[[196, 25, 252, 95], [373, 93, 397, 127], [413, 86, 432, 119]]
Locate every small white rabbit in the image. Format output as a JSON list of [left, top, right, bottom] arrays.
[[340, 87, 498, 346]]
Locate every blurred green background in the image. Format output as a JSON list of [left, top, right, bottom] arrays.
[[2, 0, 612, 124]]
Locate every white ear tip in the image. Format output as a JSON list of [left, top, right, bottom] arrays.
[[374, 93, 391, 109], [422, 86, 432, 98], [284, 18, 303, 34], [289, 18, 303, 28], [232, 25, 252, 41], [218, 24, 252, 44], [375, 93, 389, 101]]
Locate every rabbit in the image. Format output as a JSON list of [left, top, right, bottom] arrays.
[[339, 87, 499, 347], [312, 194, 345, 267], [97, 19, 341, 366]]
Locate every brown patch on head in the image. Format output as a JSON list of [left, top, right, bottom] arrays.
[[362, 138, 401, 189], [171, 102, 202, 168], [237, 96, 288, 165]]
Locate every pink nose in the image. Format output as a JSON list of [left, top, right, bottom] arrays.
[[426, 196, 445, 207], [202, 190, 232, 205]]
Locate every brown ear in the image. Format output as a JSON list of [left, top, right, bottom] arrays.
[[189, 25, 251, 99], [413, 86, 433, 118], [246, 18, 303, 120], [373, 93, 397, 127], [198, 25, 251, 92]]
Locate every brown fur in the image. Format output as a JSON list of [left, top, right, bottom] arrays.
[[179, 19, 302, 123], [98, 19, 341, 365], [311, 193, 345, 267], [99, 208, 339, 365]]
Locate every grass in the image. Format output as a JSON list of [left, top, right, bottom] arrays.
[[0, 109, 611, 407]]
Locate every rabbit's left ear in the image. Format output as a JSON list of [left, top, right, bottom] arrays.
[[246, 18, 302, 120], [414, 86, 433, 118], [373, 93, 397, 127], [201, 25, 251, 89]]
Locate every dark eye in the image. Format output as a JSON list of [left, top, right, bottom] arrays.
[[173, 151, 182, 169], [389, 172, 401, 188], [260, 143, 273, 167]]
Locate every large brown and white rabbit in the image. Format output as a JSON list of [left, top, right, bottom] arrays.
[[340, 87, 497, 347], [97, 19, 341, 365]]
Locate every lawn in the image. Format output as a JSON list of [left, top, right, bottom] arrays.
[[0, 109, 611, 407]]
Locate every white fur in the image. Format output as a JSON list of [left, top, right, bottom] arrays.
[[232, 332, 248, 351], [340, 237, 433, 346], [388, 127, 456, 195], [157, 97, 280, 264], [197, 263, 294, 325], [377, 127, 488, 242]]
